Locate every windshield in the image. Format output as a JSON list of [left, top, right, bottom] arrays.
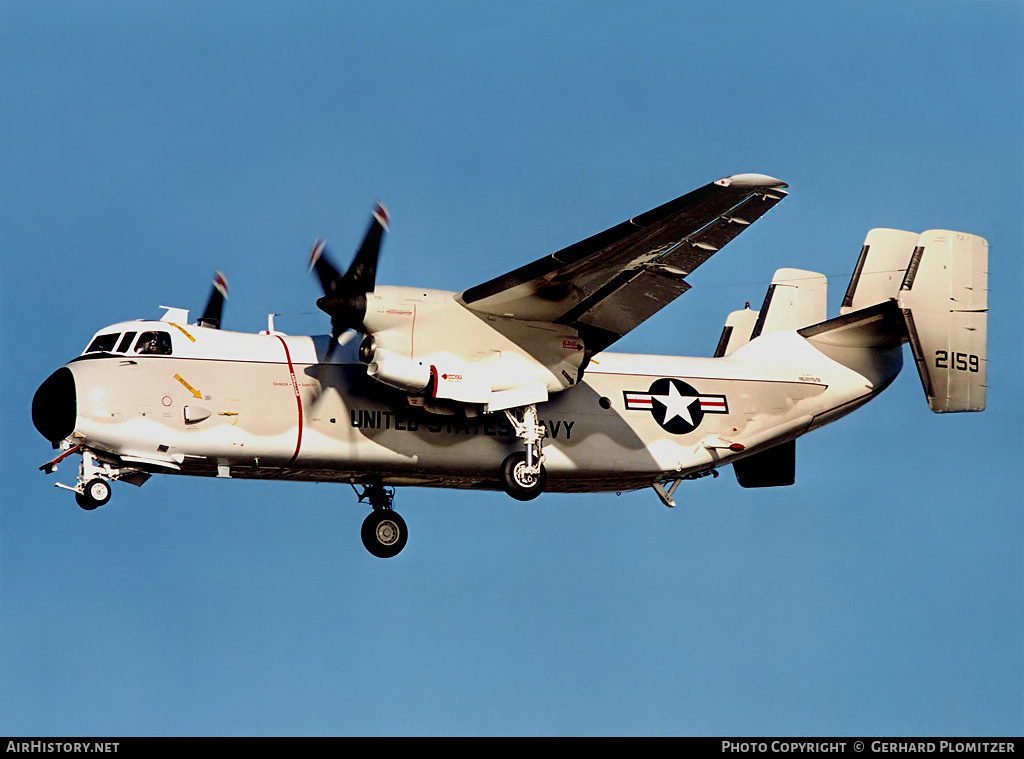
[[84, 333, 119, 353], [83, 329, 173, 356]]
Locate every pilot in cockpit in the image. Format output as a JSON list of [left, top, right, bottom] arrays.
[[135, 332, 171, 355]]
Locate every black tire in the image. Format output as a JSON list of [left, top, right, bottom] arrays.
[[76, 478, 111, 510], [501, 452, 546, 501], [361, 509, 408, 559]]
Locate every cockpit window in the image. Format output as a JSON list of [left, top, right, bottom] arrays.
[[116, 332, 137, 353], [134, 331, 173, 355], [85, 333, 119, 353]]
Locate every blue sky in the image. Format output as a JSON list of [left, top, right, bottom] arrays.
[[2, 0, 1021, 737]]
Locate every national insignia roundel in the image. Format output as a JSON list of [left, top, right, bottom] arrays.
[[623, 378, 728, 435]]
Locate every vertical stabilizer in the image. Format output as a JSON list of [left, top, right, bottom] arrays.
[[840, 228, 919, 314], [750, 268, 827, 338], [714, 305, 759, 357], [896, 230, 988, 412]]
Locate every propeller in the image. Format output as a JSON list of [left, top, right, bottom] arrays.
[[309, 202, 389, 357], [197, 271, 228, 329]]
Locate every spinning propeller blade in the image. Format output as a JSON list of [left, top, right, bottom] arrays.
[[197, 271, 228, 329], [310, 203, 388, 357]]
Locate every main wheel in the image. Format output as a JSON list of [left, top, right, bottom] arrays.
[[76, 478, 111, 510], [501, 452, 547, 501], [361, 509, 408, 559]]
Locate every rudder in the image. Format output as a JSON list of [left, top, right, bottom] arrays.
[[896, 230, 988, 412]]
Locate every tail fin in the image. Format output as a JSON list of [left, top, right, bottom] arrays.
[[840, 228, 919, 314], [713, 305, 759, 357], [750, 268, 827, 338], [715, 268, 826, 356], [896, 230, 988, 412], [831, 227, 987, 412]]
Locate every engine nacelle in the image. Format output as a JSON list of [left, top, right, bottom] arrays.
[[358, 286, 587, 411], [365, 348, 432, 394]]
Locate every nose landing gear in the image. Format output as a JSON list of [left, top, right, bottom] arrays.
[[43, 447, 117, 510], [41, 446, 150, 511]]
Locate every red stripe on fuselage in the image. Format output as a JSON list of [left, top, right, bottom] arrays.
[[275, 336, 303, 465]]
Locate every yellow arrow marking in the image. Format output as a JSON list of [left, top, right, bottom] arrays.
[[174, 374, 203, 399], [169, 323, 196, 342]]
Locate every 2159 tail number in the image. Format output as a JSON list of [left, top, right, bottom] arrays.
[[935, 350, 980, 372]]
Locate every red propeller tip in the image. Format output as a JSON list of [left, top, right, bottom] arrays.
[[373, 203, 389, 231], [213, 271, 228, 298]]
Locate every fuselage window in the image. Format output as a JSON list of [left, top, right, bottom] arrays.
[[134, 331, 173, 355], [85, 333, 120, 353], [116, 332, 137, 353]]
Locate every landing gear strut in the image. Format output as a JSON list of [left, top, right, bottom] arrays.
[[501, 404, 547, 501], [44, 448, 118, 511], [354, 483, 407, 559]]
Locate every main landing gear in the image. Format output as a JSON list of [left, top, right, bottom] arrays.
[[501, 404, 547, 501], [354, 483, 407, 559]]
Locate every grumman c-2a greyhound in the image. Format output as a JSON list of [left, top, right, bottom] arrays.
[[32, 174, 988, 557]]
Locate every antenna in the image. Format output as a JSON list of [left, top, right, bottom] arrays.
[[260, 314, 285, 336]]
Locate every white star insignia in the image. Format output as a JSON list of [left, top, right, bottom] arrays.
[[651, 382, 699, 426]]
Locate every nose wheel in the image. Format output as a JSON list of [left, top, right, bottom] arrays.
[[75, 477, 111, 510]]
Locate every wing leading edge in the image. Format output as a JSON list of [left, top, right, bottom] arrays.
[[458, 173, 788, 353]]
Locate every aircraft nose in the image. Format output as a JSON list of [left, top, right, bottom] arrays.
[[32, 367, 77, 444]]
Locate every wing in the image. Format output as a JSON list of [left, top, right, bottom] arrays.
[[457, 173, 788, 353]]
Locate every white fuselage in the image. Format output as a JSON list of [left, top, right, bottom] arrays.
[[54, 314, 902, 493]]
